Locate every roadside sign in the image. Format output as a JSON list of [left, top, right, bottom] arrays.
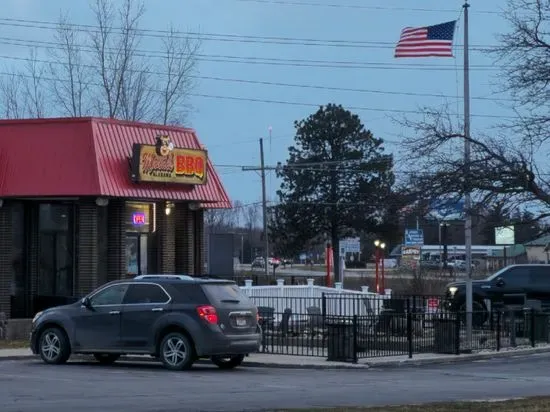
[[405, 229, 424, 245], [426, 298, 440, 313], [339, 237, 361, 253]]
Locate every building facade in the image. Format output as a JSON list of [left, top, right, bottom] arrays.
[[0, 117, 230, 319]]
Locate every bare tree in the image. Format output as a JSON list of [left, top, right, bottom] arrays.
[[397, 0, 550, 222], [243, 203, 261, 232], [204, 208, 238, 233], [493, 0, 550, 146], [119, 63, 155, 121], [49, 13, 90, 117], [0, 72, 24, 119], [89, 0, 148, 119], [21, 49, 47, 118], [398, 109, 550, 221], [157, 24, 200, 125]]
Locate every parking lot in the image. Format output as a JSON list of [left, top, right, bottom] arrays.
[[3, 354, 550, 411]]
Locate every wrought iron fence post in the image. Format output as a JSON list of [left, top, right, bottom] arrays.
[[352, 315, 358, 364], [530, 307, 536, 348], [496, 310, 501, 352], [322, 293, 327, 320], [454, 311, 460, 355], [406, 298, 413, 359]]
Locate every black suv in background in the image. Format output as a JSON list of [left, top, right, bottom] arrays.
[[30, 275, 260, 370], [445, 264, 550, 325]]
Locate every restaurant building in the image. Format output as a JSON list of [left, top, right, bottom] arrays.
[[0, 117, 231, 319]]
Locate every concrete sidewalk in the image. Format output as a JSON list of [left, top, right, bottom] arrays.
[[2, 345, 550, 369]]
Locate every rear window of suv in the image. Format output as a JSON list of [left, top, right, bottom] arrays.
[[201, 283, 252, 304]]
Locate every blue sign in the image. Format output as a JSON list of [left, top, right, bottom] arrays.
[[339, 237, 361, 253], [405, 229, 424, 245]]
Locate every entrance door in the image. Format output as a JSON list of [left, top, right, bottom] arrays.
[[36, 203, 75, 312], [126, 233, 148, 277]]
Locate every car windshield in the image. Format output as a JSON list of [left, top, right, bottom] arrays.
[[202, 283, 252, 304], [485, 266, 511, 282]]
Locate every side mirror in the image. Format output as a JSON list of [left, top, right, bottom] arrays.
[[81, 297, 92, 308], [496, 277, 505, 287]]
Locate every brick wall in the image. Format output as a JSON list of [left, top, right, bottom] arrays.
[[0, 203, 12, 318], [195, 209, 205, 275], [77, 199, 99, 296], [156, 203, 176, 273], [175, 204, 192, 273], [107, 199, 126, 281]]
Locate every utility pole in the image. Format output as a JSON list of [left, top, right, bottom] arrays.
[[463, 0, 473, 348], [242, 139, 270, 276]]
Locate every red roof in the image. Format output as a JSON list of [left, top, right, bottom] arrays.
[[0, 117, 231, 208]]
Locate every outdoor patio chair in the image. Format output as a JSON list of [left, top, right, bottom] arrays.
[[257, 306, 275, 353], [306, 306, 327, 348]]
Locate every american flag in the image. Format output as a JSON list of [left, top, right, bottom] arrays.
[[394, 21, 456, 58]]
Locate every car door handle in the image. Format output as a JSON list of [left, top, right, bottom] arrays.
[[109, 310, 120, 315], [152, 308, 164, 312]]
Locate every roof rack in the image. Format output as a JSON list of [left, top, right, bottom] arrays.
[[134, 274, 195, 281]]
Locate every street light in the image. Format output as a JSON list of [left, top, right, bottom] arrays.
[[380, 242, 386, 293], [374, 239, 385, 294]]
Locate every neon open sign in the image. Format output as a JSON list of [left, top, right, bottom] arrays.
[[132, 212, 146, 226]]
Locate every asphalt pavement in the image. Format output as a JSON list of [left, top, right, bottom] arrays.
[[2, 354, 550, 412]]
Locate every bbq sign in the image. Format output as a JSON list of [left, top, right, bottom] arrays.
[[130, 135, 207, 185]]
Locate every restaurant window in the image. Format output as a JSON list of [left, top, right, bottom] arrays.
[[37, 203, 75, 299], [125, 202, 155, 276]]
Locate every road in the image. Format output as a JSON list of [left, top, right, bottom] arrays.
[[2, 354, 550, 411]]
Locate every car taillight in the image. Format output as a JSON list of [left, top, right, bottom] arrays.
[[197, 305, 218, 325]]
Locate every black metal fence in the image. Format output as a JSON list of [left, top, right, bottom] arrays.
[[251, 294, 550, 362]]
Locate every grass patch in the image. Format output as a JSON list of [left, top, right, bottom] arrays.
[[276, 396, 550, 411], [0, 340, 28, 349]]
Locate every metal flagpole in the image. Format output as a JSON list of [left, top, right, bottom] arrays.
[[463, 0, 473, 348]]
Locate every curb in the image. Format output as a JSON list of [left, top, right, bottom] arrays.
[[2, 346, 550, 369]]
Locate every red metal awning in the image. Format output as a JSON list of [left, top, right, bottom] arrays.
[[0, 117, 231, 208]]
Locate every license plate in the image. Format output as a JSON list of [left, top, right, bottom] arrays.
[[236, 317, 247, 327]]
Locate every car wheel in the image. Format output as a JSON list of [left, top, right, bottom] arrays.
[[459, 301, 488, 327], [93, 353, 120, 365], [38, 327, 70, 365], [211, 354, 245, 369], [159, 332, 195, 371]]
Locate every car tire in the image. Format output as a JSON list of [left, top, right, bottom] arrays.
[[159, 332, 195, 371], [211, 354, 245, 369], [38, 327, 71, 365], [93, 353, 120, 365], [459, 301, 488, 327]]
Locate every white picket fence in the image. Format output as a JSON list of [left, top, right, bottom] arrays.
[[239, 278, 392, 319]]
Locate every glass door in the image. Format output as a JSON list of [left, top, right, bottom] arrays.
[[126, 233, 148, 276], [36, 203, 75, 312]]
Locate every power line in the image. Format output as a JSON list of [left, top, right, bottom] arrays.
[[0, 53, 511, 103], [0, 36, 503, 72], [0, 69, 517, 120], [232, 0, 500, 15], [0, 17, 502, 50]]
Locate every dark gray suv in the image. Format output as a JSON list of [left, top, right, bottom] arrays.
[[30, 275, 261, 370]]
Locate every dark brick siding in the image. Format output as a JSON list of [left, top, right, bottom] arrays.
[[195, 210, 205, 275], [0, 203, 12, 318], [77, 199, 99, 296], [175, 204, 192, 273], [156, 203, 176, 273]]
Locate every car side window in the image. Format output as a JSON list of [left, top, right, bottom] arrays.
[[529, 267, 550, 285], [90, 284, 129, 306], [122, 283, 170, 304], [498, 267, 529, 287]]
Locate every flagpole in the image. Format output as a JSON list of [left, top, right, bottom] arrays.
[[463, 0, 473, 349]]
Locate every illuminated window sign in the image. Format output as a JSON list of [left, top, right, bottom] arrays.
[[132, 212, 146, 226]]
